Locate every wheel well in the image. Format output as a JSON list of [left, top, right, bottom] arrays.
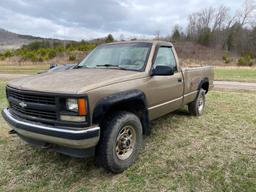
[[96, 100, 150, 135], [201, 82, 209, 94]]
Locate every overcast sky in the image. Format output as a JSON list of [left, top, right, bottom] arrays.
[[0, 0, 243, 40]]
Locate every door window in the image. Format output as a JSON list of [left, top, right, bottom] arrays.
[[154, 47, 177, 71]]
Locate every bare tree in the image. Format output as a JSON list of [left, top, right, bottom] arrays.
[[187, 7, 215, 35], [250, 0, 256, 27], [187, 7, 215, 45], [154, 30, 161, 40], [184, 0, 256, 56], [226, 14, 238, 29], [197, 7, 215, 30], [187, 13, 198, 40], [212, 5, 229, 31], [237, 0, 256, 26], [171, 24, 182, 41]]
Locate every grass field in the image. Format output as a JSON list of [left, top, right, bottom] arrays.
[[215, 67, 256, 83], [0, 80, 255, 192], [0, 64, 49, 74]]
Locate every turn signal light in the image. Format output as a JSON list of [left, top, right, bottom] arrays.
[[78, 98, 87, 116]]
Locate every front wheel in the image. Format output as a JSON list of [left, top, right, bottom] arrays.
[[95, 111, 143, 173], [188, 88, 206, 116]]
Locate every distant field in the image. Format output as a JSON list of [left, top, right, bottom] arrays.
[[215, 67, 256, 83], [0, 64, 49, 74], [0, 79, 255, 191]]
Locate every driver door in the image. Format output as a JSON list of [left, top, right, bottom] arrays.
[[147, 46, 184, 120]]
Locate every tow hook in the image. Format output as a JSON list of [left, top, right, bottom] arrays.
[[9, 129, 17, 134]]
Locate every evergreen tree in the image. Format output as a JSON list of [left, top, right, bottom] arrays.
[[105, 34, 114, 43]]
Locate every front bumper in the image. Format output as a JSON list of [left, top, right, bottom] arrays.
[[2, 108, 100, 149]]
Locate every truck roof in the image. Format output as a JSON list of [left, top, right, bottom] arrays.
[[105, 40, 174, 47]]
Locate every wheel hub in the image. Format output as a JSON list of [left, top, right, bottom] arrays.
[[116, 125, 136, 160], [121, 137, 130, 148]]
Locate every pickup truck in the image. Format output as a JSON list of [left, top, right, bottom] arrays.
[[2, 41, 214, 173]]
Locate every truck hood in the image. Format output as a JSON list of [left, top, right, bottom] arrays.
[[8, 68, 146, 94]]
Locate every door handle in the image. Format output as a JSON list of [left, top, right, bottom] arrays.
[[177, 78, 183, 83]]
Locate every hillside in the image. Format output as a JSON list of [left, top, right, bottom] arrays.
[[0, 28, 35, 51], [0, 28, 71, 52], [174, 41, 238, 66]]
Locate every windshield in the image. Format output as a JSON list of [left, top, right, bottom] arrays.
[[77, 42, 152, 71]]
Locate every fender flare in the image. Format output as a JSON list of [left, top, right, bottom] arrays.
[[92, 89, 151, 135], [198, 77, 209, 93]]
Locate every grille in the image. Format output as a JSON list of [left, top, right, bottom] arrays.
[[7, 87, 57, 121], [7, 88, 56, 105], [10, 102, 57, 120]]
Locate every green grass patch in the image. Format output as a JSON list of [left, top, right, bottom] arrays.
[[0, 64, 49, 74], [0, 139, 7, 145], [0, 80, 255, 191], [215, 67, 256, 82]]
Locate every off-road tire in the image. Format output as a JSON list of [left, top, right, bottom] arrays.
[[188, 88, 206, 116], [95, 111, 143, 173]]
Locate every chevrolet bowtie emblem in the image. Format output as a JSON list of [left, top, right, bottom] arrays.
[[19, 102, 27, 108]]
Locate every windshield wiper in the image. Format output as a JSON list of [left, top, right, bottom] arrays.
[[96, 64, 127, 70]]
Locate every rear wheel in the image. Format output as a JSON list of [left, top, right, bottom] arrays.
[[95, 111, 143, 173], [188, 88, 205, 116]]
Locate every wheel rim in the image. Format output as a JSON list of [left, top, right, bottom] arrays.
[[115, 125, 136, 160], [198, 94, 204, 114]]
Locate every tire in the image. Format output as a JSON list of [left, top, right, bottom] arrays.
[[95, 111, 143, 173], [188, 88, 206, 116]]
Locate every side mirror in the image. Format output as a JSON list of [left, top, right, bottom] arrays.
[[151, 65, 174, 76]]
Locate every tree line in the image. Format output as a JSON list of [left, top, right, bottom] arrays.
[[170, 0, 256, 65]]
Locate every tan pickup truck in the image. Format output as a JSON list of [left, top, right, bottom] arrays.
[[2, 41, 214, 173]]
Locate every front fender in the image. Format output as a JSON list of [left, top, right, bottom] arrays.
[[92, 89, 151, 135]]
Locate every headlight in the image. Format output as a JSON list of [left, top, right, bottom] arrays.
[[66, 98, 78, 112], [66, 98, 88, 115]]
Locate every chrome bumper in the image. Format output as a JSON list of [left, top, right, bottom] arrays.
[[2, 108, 100, 149]]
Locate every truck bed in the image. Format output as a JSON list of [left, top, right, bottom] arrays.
[[181, 66, 214, 104]]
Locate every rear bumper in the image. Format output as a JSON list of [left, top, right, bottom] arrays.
[[2, 108, 100, 149]]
